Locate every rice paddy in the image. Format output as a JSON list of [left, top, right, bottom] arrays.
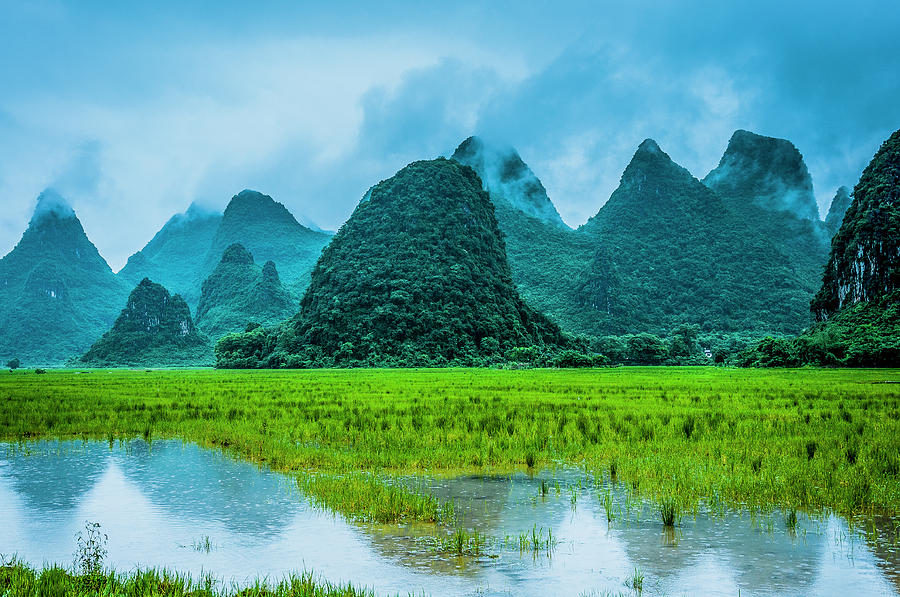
[[1, 367, 898, 518], [1, 367, 899, 594]]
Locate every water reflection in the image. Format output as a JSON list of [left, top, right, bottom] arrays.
[[0, 440, 897, 597]]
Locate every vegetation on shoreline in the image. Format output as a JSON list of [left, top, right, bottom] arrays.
[[1, 368, 898, 520], [0, 559, 379, 597]]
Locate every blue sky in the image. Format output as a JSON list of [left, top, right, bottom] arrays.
[[1, 0, 898, 269]]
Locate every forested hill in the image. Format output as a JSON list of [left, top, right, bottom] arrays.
[[203, 190, 332, 295], [76, 278, 212, 367], [120, 190, 332, 311], [813, 128, 900, 319], [450, 137, 596, 336], [574, 138, 813, 337], [195, 243, 295, 342], [825, 186, 852, 236], [0, 190, 129, 366], [703, 129, 830, 288], [215, 158, 569, 368], [451, 136, 568, 228], [740, 128, 900, 367]]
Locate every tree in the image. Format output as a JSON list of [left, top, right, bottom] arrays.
[[624, 333, 668, 365], [6, 358, 20, 370]]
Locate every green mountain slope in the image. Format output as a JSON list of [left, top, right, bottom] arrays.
[[450, 137, 596, 332], [216, 159, 569, 368], [576, 139, 812, 336], [825, 186, 852, 237], [813, 128, 900, 319], [120, 191, 332, 310], [203, 190, 332, 295], [76, 278, 212, 367], [195, 243, 295, 342], [118, 203, 222, 309], [741, 129, 900, 367], [0, 191, 130, 366], [703, 129, 830, 288]]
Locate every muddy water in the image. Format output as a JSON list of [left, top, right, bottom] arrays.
[[1, 440, 897, 596]]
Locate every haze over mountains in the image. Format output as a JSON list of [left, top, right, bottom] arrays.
[[0, 128, 885, 367]]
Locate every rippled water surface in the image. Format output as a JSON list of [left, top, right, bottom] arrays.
[[1, 440, 897, 596]]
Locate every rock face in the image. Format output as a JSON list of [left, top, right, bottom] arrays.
[[0, 190, 129, 365], [577, 139, 813, 335], [215, 158, 568, 367], [77, 278, 211, 367], [195, 243, 295, 341], [812, 128, 900, 320], [704, 129, 819, 221], [118, 203, 222, 308], [451, 136, 568, 228], [825, 186, 853, 237]]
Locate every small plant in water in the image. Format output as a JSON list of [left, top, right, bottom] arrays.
[[627, 565, 644, 594], [784, 508, 799, 534], [192, 535, 215, 553], [602, 488, 616, 522], [658, 497, 679, 527], [74, 521, 107, 578], [539, 479, 549, 497]]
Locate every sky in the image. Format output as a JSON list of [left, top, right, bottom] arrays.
[[1, 0, 898, 270]]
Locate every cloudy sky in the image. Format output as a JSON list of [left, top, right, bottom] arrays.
[[1, 0, 898, 269]]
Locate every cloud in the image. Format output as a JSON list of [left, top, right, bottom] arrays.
[[0, 0, 898, 267]]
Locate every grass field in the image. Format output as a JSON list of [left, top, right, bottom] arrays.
[[1, 367, 898, 521]]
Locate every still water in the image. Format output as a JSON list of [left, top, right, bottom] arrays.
[[0, 440, 897, 596]]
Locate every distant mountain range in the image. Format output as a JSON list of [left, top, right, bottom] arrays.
[[1, 128, 883, 367]]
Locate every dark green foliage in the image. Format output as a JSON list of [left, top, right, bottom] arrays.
[[742, 129, 900, 368], [195, 244, 295, 342], [742, 290, 900, 367], [118, 203, 222, 308], [825, 186, 852, 236], [577, 139, 814, 337], [6, 358, 19, 370], [737, 336, 801, 368], [701, 131, 830, 324], [77, 278, 212, 367], [623, 333, 669, 365], [0, 190, 130, 366], [216, 159, 569, 368], [812, 129, 900, 319]]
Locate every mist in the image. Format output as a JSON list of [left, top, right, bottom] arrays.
[[0, 0, 898, 269]]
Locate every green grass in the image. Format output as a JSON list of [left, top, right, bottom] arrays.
[[0, 560, 378, 596], [1, 367, 898, 519]]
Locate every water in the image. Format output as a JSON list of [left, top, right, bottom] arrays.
[[1, 440, 897, 596]]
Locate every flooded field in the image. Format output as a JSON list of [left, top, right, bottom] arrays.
[[1, 439, 897, 596]]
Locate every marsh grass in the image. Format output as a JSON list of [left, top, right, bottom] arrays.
[[297, 473, 455, 525], [1, 368, 898, 522], [657, 497, 680, 527], [191, 535, 215, 553], [0, 558, 379, 597], [627, 565, 644, 594]]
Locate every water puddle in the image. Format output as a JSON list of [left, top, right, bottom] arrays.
[[1, 440, 897, 596]]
